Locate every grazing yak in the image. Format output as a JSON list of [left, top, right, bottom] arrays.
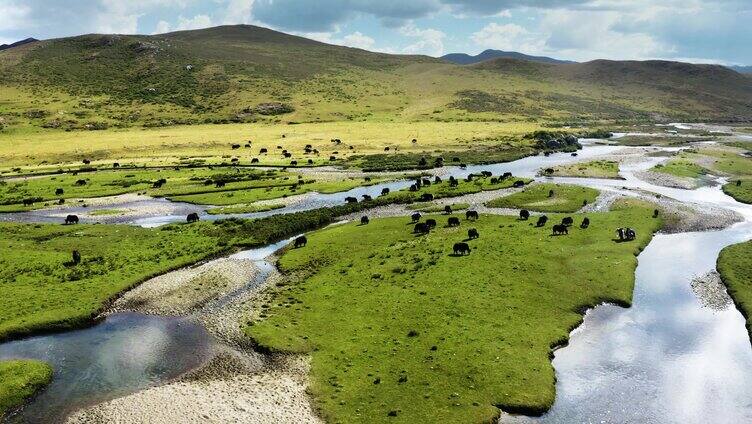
[[381, 187, 390, 196], [22, 198, 35, 206], [548, 189, 555, 198], [290, 160, 297, 166], [426, 218, 437, 229], [215, 181, 226, 188], [307, 159, 314, 164], [251, 158, 259, 163], [513, 180, 525, 188], [737, 180, 742, 186], [260, 148, 268, 154], [617, 228, 636, 241], [330, 156, 337, 161], [411, 212, 422, 222], [466, 210, 479, 220], [420, 193, 434, 202], [502, 172, 513, 179], [453, 242, 471, 255], [561, 217, 574, 226], [294, 236, 307, 248], [64, 215, 79, 225], [345, 196, 358, 204], [153, 178, 167, 188], [414, 223, 430, 235], [422, 178, 431, 186], [519, 209, 530, 220], [468, 228, 479, 239], [113, 162, 120, 168], [653, 209, 660, 218], [552, 224, 568, 235], [75, 179, 87, 186], [55, 188, 64, 195], [362, 194, 372, 201], [571, 153, 578, 157], [434, 176, 442, 184], [361, 216, 369, 225], [186, 213, 200, 223], [444, 205, 452, 214], [580, 217, 590, 229], [409, 184, 418, 192], [465, 174, 474, 182], [536, 215, 548, 227], [447, 217, 460, 227], [72, 250, 81, 265], [449, 178, 459, 188], [231, 144, 241, 149]]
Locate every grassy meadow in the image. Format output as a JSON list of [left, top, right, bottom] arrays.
[[723, 179, 752, 204], [246, 203, 662, 423], [545, 160, 621, 179], [485, 183, 599, 213], [718, 240, 752, 337], [0, 360, 53, 416]]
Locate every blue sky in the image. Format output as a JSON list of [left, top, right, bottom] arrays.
[[1, 0, 751, 65]]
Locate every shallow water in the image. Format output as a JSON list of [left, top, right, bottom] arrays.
[[502, 155, 752, 423], [0, 313, 213, 424]]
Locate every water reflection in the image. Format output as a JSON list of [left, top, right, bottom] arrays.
[[0, 313, 213, 424]]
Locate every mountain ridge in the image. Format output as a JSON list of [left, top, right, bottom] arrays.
[[1, 25, 751, 130], [441, 49, 574, 65]]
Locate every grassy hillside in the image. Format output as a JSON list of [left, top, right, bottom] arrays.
[[2, 25, 752, 132]]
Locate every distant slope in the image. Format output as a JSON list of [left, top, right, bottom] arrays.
[[442, 49, 573, 65], [729, 65, 752, 74], [2, 25, 752, 130], [0, 38, 38, 51]]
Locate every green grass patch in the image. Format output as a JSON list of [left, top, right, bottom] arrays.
[[545, 160, 621, 179], [718, 240, 752, 338], [0, 360, 53, 416], [723, 179, 752, 204], [245, 206, 661, 423], [651, 158, 708, 179], [485, 183, 599, 213]]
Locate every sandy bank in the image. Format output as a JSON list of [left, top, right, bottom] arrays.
[[66, 350, 322, 424]]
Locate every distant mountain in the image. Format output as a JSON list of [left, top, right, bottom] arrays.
[[441, 49, 574, 65], [0, 38, 38, 51], [729, 65, 752, 74]]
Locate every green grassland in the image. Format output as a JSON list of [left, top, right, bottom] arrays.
[[0, 360, 53, 416], [485, 183, 599, 213], [0, 165, 394, 212], [651, 158, 709, 179], [0, 222, 228, 340], [718, 240, 752, 338], [544, 160, 621, 179], [245, 204, 662, 423], [0, 121, 541, 171], [723, 179, 752, 204]]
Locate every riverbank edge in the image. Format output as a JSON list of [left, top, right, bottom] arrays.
[[0, 360, 53, 422], [717, 242, 752, 342]]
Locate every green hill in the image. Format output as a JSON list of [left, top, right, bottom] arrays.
[[1, 24, 752, 131]]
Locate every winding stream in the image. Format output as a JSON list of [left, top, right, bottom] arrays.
[[2, 139, 752, 423]]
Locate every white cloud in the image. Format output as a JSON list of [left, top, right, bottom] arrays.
[[341, 31, 376, 50], [221, 0, 255, 25], [400, 22, 446, 56], [0, 1, 32, 32], [471, 23, 545, 53]]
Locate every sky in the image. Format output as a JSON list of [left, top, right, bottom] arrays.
[[1, 0, 751, 65]]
